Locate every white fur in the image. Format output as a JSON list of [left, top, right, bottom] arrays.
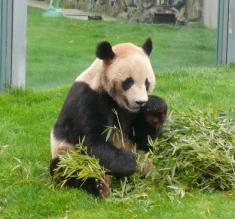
[[76, 42, 156, 112], [50, 129, 74, 159], [51, 42, 156, 157]]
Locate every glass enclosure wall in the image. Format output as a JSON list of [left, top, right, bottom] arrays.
[[27, 0, 218, 89]]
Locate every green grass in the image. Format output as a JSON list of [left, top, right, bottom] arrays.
[[27, 7, 216, 89], [0, 6, 234, 219], [1, 66, 235, 218]]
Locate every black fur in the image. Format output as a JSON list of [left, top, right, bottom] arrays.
[[131, 95, 167, 151], [145, 96, 167, 114], [96, 41, 115, 60], [142, 38, 152, 56], [122, 77, 134, 91], [50, 158, 103, 196], [145, 78, 150, 91], [51, 82, 137, 196], [51, 82, 167, 196]]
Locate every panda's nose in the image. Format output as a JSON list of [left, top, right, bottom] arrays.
[[136, 101, 147, 107]]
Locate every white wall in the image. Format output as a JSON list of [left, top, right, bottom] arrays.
[[203, 0, 218, 29]]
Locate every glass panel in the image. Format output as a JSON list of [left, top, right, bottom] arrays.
[[27, 0, 218, 89]]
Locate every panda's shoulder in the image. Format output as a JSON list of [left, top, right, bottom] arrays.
[[63, 82, 114, 111]]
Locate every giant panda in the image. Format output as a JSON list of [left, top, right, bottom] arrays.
[[50, 38, 167, 197]]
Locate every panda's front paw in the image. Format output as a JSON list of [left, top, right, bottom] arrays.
[[94, 175, 112, 198], [144, 95, 167, 116]]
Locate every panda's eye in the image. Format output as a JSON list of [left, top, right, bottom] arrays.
[[122, 77, 134, 91], [145, 78, 150, 91]]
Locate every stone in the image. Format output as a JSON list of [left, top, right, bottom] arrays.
[[134, 0, 143, 10], [142, 0, 156, 9], [73, 0, 203, 24], [126, 0, 136, 7], [130, 9, 154, 23], [117, 11, 129, 20], [185, 0, 202, 21]]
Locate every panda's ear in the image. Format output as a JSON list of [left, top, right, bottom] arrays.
[[96, 41, 115, 60], [142, 38, 152, 56]]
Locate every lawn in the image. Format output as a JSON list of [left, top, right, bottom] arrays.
[[27, 7, 216, 89], [1, 66, 235, 218], [0, 6, 235, 219]]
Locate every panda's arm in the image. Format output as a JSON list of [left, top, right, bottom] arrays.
[[78, 110, 137, 178], [131, 95, 168, 152], [131, 115, 157, 152], [80, 89, 136, 177], [84, 135, 136, 178]]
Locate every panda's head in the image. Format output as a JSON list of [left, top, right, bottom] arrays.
[[92, 38, 156, 112]]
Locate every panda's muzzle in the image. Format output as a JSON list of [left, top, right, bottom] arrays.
[[135, 101, 147, 107], [124, 98, 147, 112]]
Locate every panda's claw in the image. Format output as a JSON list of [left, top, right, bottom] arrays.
[[94, 175, 112, 198]]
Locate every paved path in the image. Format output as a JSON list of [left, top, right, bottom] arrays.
[[27, 0, 115, 21], [62, 9, 91, 20], [28, 0, 48, 9]]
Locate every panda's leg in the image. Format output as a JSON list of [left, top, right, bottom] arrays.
[[49, 157, 110, 197], [50, 131, 111, 197]]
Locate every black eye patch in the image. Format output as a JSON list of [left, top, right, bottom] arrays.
[[122, 77, 134, 91], [145, 78, 150, 91]]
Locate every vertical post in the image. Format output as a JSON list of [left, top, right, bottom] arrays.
[[227, 1, 235, 63], [0, 0, 13, 91], [11, 0, 27, 88], [0, 0, 27, 91], [217, 0, 230, 65]]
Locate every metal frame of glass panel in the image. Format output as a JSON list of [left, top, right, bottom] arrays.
[[217, 0, 235, 64], [0, 0, 27, 91], [0, 0, 13, 91]]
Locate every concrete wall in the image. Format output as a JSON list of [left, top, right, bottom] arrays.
[[203, 0, 218, 28]]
